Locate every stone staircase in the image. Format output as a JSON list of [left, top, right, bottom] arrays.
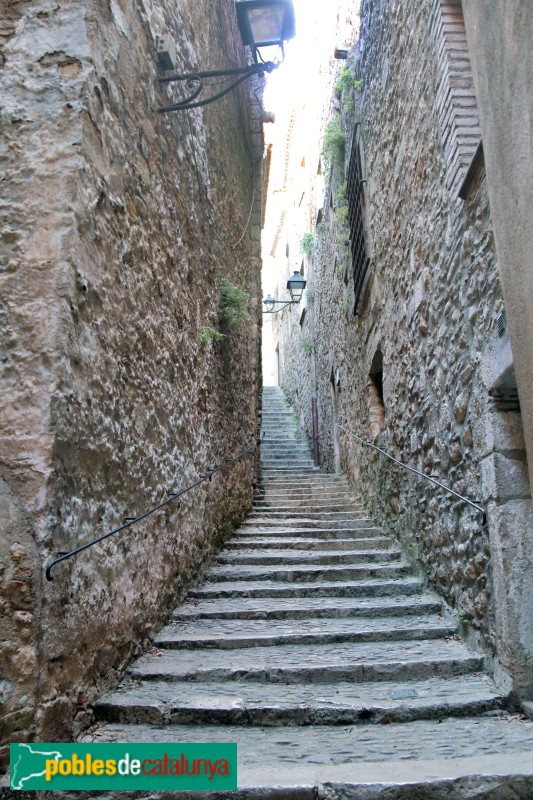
[[88, 386, 533, 798]]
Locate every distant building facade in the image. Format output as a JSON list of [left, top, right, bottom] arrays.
[[0, 0, 264, 761], [273, 0, 533, 697]]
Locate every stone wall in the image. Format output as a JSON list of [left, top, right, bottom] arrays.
[[0, 0, 263, 762], [278, 0, 532, 693]]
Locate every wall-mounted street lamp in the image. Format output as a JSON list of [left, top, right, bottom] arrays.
[[263, 271, 306, 313], [158, 0, 296, 113]]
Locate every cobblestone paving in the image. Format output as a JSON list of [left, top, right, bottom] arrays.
[[86, 715, 533, 761], [96, 674, 504, 727], [217, 547, 402, 564], [155, 614, 456, 646], [189, 576, 427, 599], [174, 594, 443, 620], [226, 537, 393, 550], [128, 638, 484, 683], [90, 387, 533, 796]]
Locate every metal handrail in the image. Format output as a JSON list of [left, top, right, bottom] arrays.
[[45, 437, 262, 582], [338, 424, 486, 525]]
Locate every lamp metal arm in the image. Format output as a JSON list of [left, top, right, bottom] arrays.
[[158, 61, 278, 113], [263, 299, 299, 314]]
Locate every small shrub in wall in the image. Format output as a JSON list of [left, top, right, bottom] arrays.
[[300, 232, 315, 257], [334, 66, 362, 113], [218, 277, 250, 327], [300, 338, 314, 357], [322, 116, 345, 170], [199, 326, 225, 347]]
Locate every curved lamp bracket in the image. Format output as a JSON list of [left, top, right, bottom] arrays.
[[158, 61, 278, 113]]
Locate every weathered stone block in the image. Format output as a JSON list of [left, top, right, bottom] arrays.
[[480, 453, 530, 502], [473, 409, 526, 459]]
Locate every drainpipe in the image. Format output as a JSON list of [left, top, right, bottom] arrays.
[[311, 396, 320, 466], [308, 262, 320, 467]]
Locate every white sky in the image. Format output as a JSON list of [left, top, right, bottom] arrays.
[[263, 0, 340, 110]]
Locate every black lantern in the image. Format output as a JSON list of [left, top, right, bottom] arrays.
[[158, 0, 296, 113], [263, 272, 306, 313], [264, 294, 277, 313], [287, 271, 306, 303], [235, 0, 296, 61]]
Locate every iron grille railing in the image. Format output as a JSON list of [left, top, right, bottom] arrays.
[[346, 128, 370, 312]]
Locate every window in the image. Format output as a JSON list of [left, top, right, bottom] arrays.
[[346, 125, 370, 313]]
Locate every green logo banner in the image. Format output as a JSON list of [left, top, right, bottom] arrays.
[[10, 742, 237, 791]]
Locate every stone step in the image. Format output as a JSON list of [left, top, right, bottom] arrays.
[[258, 486, 351, 496], [241, 519, 376, 530], [255, 487, 352, 505], [261, 463, 316, 470], [81, 718, 533, 797], [260, 439, 311, 446], [204, 562, 409, 584], [173, 593, 444, 621], [216, 549, 402, 566], [245, 519, 370, 529], [253, 503, 362, 512], [257, 496, 355, 506], [260, 455, 312, 459], [260, 455, 313, 462], [127, 639, 484, 684], [260, 421, 298, 427], [259, 439, 304, 446], [260, 469, 317, 475], [189, 576, 426, 600], [252, 500, 360, 518], [249, 510, 367, 519], [260, 455, 314, 461], [260, 464, 316, 470], [252, 509, 365, 518], [258, 479, 349, 488], [260, 438, 303, 444], [261, 468, 320, 475], [94, 673, 505, 727], [153, 614, 457, 650], [234, 527, 386, 540], [226, 537, 394, 551]]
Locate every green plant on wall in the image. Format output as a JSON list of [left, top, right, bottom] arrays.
[[218, 277, 250, 327], [335, 181, 350, 258], [334, 66, 362, 113], [199, 277, 250, 347], [300, 232, 315, 257], [300, 337, 314, 357], [199, 326, 225, 347], [334, 66, 362, 98], [322, 116, 345, 169]]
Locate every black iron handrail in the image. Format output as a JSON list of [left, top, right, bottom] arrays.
[[338, 424, 486, 525], [45, 437, 262, 581]]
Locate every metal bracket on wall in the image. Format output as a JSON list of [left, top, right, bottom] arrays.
[[157, 61, 278, 113]]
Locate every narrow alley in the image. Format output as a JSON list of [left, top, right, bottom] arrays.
[[82, 388, 533, 798], [2, 0, 533, 796]]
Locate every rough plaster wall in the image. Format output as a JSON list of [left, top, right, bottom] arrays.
[[280, 0, 516, 659], [0, 0, 262, 760]]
